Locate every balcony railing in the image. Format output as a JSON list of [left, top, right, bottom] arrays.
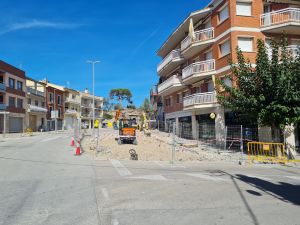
[[0, 103, 6, 110], [158, 75, 181, 94], [0, 82, 5, 92], [65, 97, 80, 104], [27, 87, 45, 97], [65, 109, 78, 114], [27, 104, 47, 113], [181, 27, 214, 51], [182, 60, 215, 80], [287, 45, 300, 58], [183, 92, 217, 108], [157, 49, 183, 72], [261, 8, 300, 27]]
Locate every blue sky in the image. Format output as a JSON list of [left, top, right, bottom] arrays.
[[0, 0, 210, 106]]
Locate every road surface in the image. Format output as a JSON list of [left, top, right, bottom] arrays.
[[0, 132, 299, 225]]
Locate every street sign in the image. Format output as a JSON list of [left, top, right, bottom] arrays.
[[51, 110, 58, 119]]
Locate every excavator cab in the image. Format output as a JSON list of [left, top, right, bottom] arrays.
[[117, 119, 137, 145]]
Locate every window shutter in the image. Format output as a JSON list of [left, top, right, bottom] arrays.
[[238, 37, 253, 52], [236, 2, 252, 16]]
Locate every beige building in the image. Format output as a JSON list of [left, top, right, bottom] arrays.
[[80, 89, 103, 129], [25, 78, 47, 132], [64, 88, 81, 130]]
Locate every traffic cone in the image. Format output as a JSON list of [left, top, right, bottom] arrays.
[[70, 137, 75, 147], [75, 140, 81, 156]]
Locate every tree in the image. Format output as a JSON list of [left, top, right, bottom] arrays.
[[127, 104, 136, 109], [217, 36, 300, 131], [102, 97, 113, 112], [140, 98, 151, 112], [109, 88, 132, 109]]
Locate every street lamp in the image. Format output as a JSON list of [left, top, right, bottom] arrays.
[[87, 60, 100, 138]]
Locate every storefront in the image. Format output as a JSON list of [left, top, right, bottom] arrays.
[[197, 114, 215, 141], [178, 116, 192, 139]]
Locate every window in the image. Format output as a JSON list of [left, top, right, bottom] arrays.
[[238, 37, 253, 52], [9, 97, 15, 107], [9, 78, 15, 89], [222, 77, 233, 87], [219, 5, 229, 24], [0, 95, 3, 103], [176, 94, 181, 104], [28, 98, 31, 104], [208, 82, 214, 92], [41, 118, 44, 125], [17, 99, 23, 108], [49, 106, 53, 113], [0, 75, 3, 83], [219, 40, 231, 57], [42, 102, 45, 107], [58, 108, 61, 118], [236, 2, 252, 16], [49, 93, 53, 103], [35, 100, 38, 106], [17, 81, 23, 91], [57, 95, 61, 105]]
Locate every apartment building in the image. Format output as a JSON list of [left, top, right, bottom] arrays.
[[156, 0, 300, 146], [80, 89, 103, 129], [40, 80, 65, 130], [0, 60, 26, 133], [64, 88, 81, 130], [25, 78, 47, 131]]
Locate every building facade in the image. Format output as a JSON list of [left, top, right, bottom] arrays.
[[25, 78, 47, 131], [0, 60, 26, 133], [80, 89, 103, 129], [41, 80, 65, 131], [156, 0, 300, 147], [64, 88, 81, 130]]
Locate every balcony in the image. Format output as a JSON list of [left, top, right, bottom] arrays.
[[181, 28, 215, 58], [157, 49, 184, 76], [260, 8, 300, 34], [0, 103, 6, 110], [182, 60, 216, 84], [27, 87, 45, 97], [65, 109, 78, 115], [158, 75, 183, 96], [0, 82, 5, 93], [183, 92, 218, 110], [65, 97, 80, 105], [27, 104, 47, 113]]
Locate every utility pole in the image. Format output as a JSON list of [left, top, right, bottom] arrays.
[[87, 60, 100, 138]]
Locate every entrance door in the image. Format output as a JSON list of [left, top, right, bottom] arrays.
[[29, 115, 37, 131]]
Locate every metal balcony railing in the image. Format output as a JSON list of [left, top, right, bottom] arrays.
[[261, 8, 300, 27], [182, 60, 215, 80], [181, 27, 214, 51], [157, 49, 183, 72], [183, 92, 216, 108]]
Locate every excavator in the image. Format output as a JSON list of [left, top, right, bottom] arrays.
[[114, 108, 137, 145]]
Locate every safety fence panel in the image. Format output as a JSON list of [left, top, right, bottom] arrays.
[[247, 142, 287, 164]]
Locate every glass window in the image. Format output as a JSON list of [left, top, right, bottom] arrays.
[[238, 37, 253, 52], [9, 97, 15, 107], [219, 5, 229, 23], [17, 81, 23, 91], [58, 108, 61, 118], [220, 40, 231, 57], [0, 75, 3, 83], [222, 77, 233, 87], [9, 78, 15, 89], [17, 99, 23, 108], [0, 95, 3, 103], [35, 100, 38, 106], [236, 2, 252, 16], [49, 106, 53, 113], [42, 102, 45, 107], [49, 93, 53, 103], [57, 95, 61, 105], [27, 98, 31, 104]]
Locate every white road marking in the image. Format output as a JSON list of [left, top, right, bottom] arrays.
[[112, 218, 119, 225], [129, 175, 167, 181], [101, 188, 110, 201], [40, 136, 61, 143], [110, 159, 132, 177], [287, 176, 300, 181], [185, 173, 227, 181]]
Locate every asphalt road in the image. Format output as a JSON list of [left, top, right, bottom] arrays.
[[0, 132, 299, 225]]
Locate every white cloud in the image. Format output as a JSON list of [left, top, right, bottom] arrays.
[[0, 20, 82, 35]]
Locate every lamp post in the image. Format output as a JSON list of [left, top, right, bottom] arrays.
[[87, 60, 100, 138]]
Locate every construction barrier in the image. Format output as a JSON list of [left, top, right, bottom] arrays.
[[247, 142, 287, 164]]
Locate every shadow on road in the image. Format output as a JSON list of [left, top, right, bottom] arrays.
[[235, 174, 300, 206]]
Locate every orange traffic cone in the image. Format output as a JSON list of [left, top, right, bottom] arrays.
[[75, 141, 81, 156], [71, 137, 75, 147]]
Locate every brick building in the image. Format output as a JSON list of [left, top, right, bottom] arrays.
[[0, 60, 26, 133], [155, 0, 300, 149]]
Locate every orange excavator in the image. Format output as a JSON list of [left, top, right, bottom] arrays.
[[114, 109, 137, 145]]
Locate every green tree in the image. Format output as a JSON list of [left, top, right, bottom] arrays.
[[109, 88, 132, 109], [102, 97, 113, 112], [217, 37, 300, 131], [140, 98, 151, 113]]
